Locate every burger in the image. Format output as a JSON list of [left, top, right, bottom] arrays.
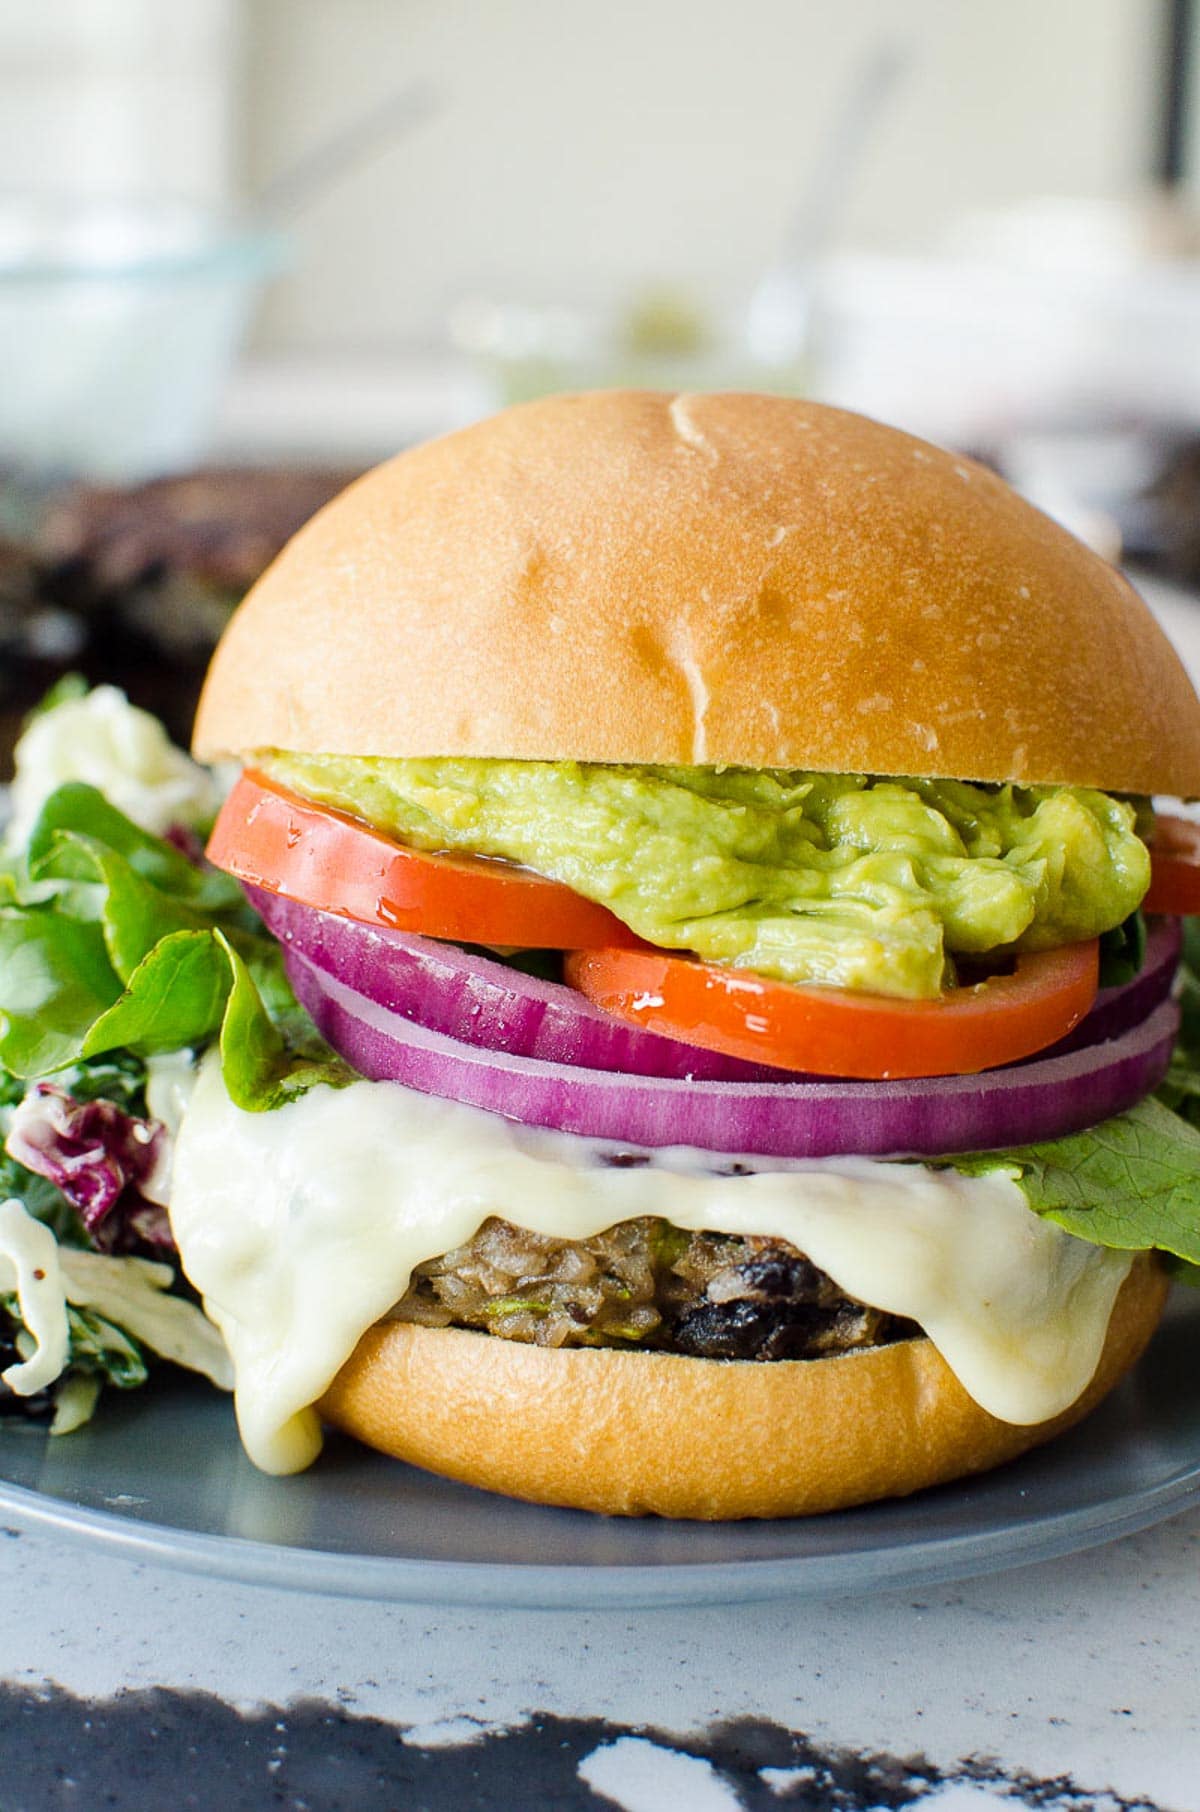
[[161, 389, 1200, 1517], [5, 391, 1200, 1519]]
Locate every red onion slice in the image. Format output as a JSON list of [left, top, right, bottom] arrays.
[[287, 946, 1180, 1160], [253, 884, 1179, 1087], [248, 884, 780, 1082]]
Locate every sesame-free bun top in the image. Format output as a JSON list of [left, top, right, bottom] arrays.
[[193, 391, 1200, 795]]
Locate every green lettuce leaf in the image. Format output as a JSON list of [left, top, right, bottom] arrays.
[[76, 928, 348, 1109], [0, 909, 120, 1076], [27, 782, 244, 916], [81, 929, 231, 1062], [954, 1096, 1200, 1267], [0, 782, 346, 1111], [217, 932, 350, 1110]]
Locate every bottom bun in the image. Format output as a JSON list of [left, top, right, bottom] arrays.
[[320, 1255, 1168, 1519]]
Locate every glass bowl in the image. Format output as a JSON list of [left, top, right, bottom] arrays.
[[0, 197, 286, 482]]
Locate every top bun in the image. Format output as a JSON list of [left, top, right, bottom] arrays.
[[194, 391, 1200, 795]]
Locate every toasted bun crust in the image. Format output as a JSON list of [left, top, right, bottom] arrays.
[[319, 1255, 1167, 1519], [193, 391, 1200, 795]]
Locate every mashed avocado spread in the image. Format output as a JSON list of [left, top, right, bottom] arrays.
[[261, 755, 1150, 1000]]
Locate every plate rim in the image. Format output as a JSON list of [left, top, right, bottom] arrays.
[[1, 1452, 1198, 1609], [4, 1291, 1198, 1610]]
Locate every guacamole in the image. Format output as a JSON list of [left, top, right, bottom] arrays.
[[261, 755, 1151, 1000]]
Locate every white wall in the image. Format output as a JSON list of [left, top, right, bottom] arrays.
[[241, 0, 1165, 351], [0, 0, 238, 201]]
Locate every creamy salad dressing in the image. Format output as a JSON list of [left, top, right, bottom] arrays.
[[0, 1194, 231, 1401], [0, 1199, 69, 1394], [169, 1057, 1132, 1476]]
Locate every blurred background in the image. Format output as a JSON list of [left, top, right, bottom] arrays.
[[2, 0, 1200, 751]]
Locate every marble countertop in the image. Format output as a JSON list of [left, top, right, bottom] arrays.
[[2, 1503, 1199, 1809]]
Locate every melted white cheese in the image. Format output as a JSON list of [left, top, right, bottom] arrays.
[[169, 1056, 1133, 1476]]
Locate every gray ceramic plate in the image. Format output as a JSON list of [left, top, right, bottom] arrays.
[[0, 1290, 1197, 1608]]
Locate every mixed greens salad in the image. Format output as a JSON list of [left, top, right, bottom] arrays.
[[0, 685, 346, 1432], [1, 684, 1200, 1438]]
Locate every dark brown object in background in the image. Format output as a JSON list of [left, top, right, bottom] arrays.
[[38, 468, 362, 598], [0, 466, 361, 770]]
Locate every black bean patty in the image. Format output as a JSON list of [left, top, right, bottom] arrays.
[[390, 1216, 916, 1361]]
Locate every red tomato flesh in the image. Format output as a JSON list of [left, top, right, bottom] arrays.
[[207, 770, 644, 950], [564, 940, 1100, 1080], [1145, 814, 1200, 917]]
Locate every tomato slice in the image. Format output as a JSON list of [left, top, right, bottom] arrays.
[[1144, 814, 1200, 917], [208, 770, 643, 949], [564, 941, 1100, 1080]]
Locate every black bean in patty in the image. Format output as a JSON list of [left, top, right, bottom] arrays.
[[390, 1217, 915, 1361]]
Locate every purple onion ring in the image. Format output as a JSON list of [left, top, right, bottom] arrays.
[[288, 946, 1180, 1160]]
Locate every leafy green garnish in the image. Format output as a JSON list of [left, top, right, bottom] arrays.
[[23, 672, 88, 721], [27, 783, 244, 918], [63, 1304, 149, 1390], [0, 783, 347, 1111], [79, 929, 231, 1061], [218, 932, 348, 1109], [1097, 910, 1147, 990], [948, 907, 1200, 1275], [0, 910, 118, 1076], [955, 1097, 1200, 1268]]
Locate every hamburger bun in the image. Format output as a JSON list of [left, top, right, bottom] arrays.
[[194, 390, 1200, 797], [192, 393, 1189, 1517], [319, 1255, 1168, 1519]]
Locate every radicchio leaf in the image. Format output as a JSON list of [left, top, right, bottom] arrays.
[[4, 1082, 174, 1255]]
